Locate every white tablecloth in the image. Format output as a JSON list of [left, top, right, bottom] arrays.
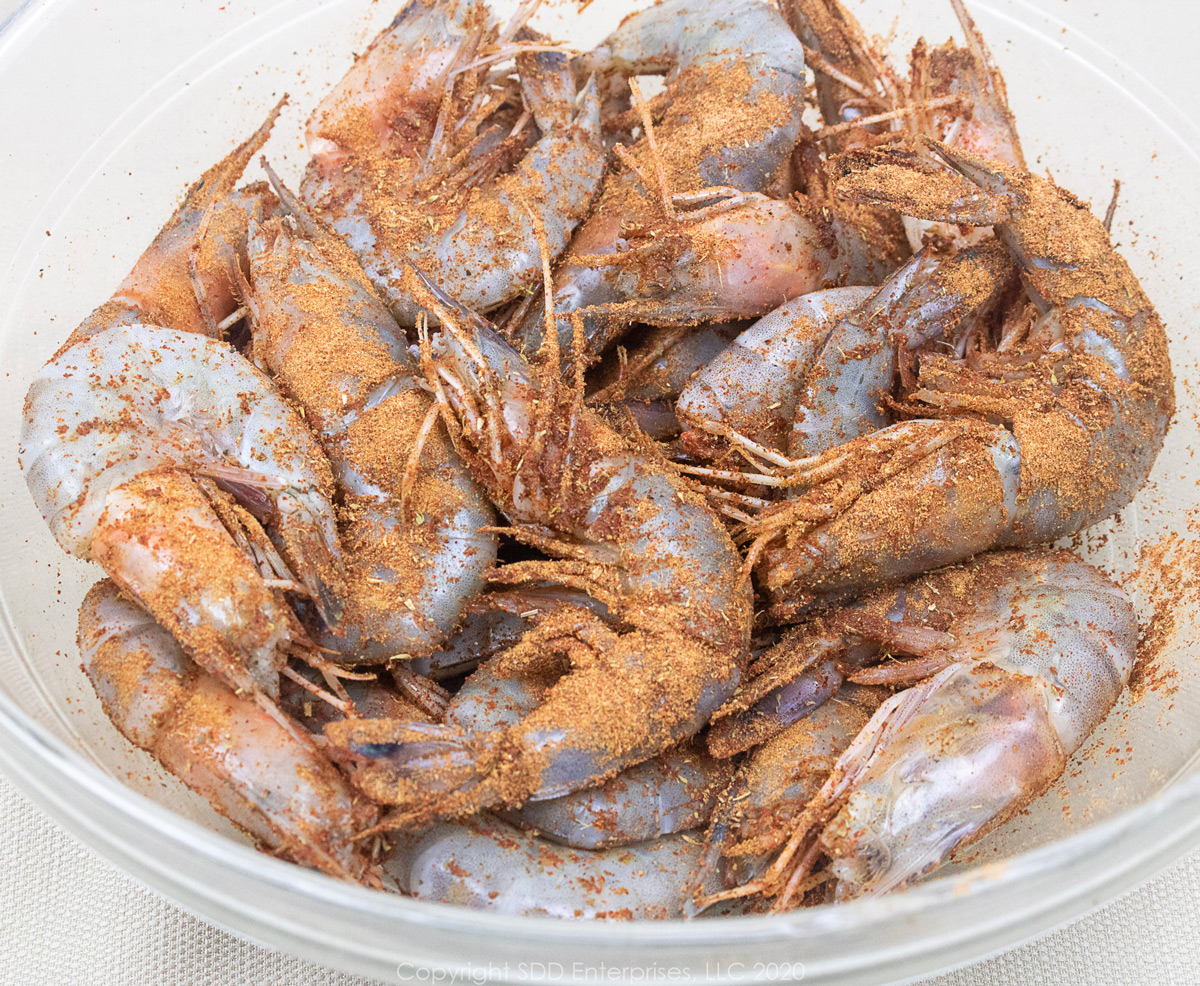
[[2, 773, 1198, 985]]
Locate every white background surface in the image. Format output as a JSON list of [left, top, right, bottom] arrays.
[[2, 0, 1199, 983]]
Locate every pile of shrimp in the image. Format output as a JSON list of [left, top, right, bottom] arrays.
[[19, 0, 1173, 919]]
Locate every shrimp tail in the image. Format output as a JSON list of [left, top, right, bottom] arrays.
[[682, 774, 748, 917], [275, 506, 345, 625], [323, 718, 510, 823]]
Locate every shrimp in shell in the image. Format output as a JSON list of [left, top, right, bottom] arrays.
[[506, 745, 731, 850], [677, 239, 1013, 489], [20, 323, 344, 703], [386, 816, 717, 919], [788, 239, 1014, 456], [302, 0, 607, 325], [695, 138, 1173, 612], [514, 0, 884, 368], [440, 645, 730, 849], [688, 683, 884, 909], [67, 103, 284, 352], [677, 287, 875, 454], [243, 170, 498, 662], [79, 581, 376, 882], [695, 548, 1136, 909], [322, 270, 751, 826]]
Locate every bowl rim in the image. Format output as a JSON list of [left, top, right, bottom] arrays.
[[3, 0, 1200, 977], [2, 676, 1199, 948]]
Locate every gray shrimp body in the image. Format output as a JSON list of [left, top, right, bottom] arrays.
[[386, 818, 716, 919], [677, 288, 873, 450], [302, 3, 606, 325], [791, 240, 1013, 456], [697, 549, 1136, 909], [436, 596, 730, 849], [745, 141, 1173, 609], [79, 581, 375, 883], [244, 192, 496, 663]]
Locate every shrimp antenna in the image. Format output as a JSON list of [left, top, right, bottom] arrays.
[[259, 157, 326, 240], [628, 77, 676, 220], [516, 192, 567, 376]]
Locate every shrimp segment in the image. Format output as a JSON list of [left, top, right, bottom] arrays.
[[677, 240, 1012, 474], [21, 323, 343, 698], [387, 817, 714, 919], [79, 581, 376, 882], [734, 139, 1173, 607], [790, 239, 1014, 455], [699, 549, 1136, 909], [441, 649, 730, 849], [244, 179, 497, 662], [303, 1, 607, 325], [505, 745, 732, 850], [323, 271, 751, 824], [515, 0, 864, 367], [677, 288, 874, 452]]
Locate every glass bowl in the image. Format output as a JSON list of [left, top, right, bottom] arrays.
[[2, 1, 1198, 982]]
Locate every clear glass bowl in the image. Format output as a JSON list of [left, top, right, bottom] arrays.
[[2, 1, 1198, 982]]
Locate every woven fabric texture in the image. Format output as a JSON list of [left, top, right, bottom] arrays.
[[1, 774, 1197, 986]]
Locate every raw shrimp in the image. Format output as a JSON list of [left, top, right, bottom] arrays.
[[697, 549, 1137, 909], [789, 239, 1014, 456], [244, 174, 497, 662], [386, 816, 716, 918], [705, 139, 1173, 611], [440, 646, 729, 849], [515, 0, 871, 367], [677, 287, 874, 453], [302, 1, 607, 325], [304, 1, 482, 167], [677, 240, 1012, 469], [322, 271, 751, 826], [67, 103, 283, 351], [79, 581, 376, 882], [785, 0, 1023, 254], [20, 323, 343, 701], [688, 684, 883, 909], [906, 1, 1024, 172]]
